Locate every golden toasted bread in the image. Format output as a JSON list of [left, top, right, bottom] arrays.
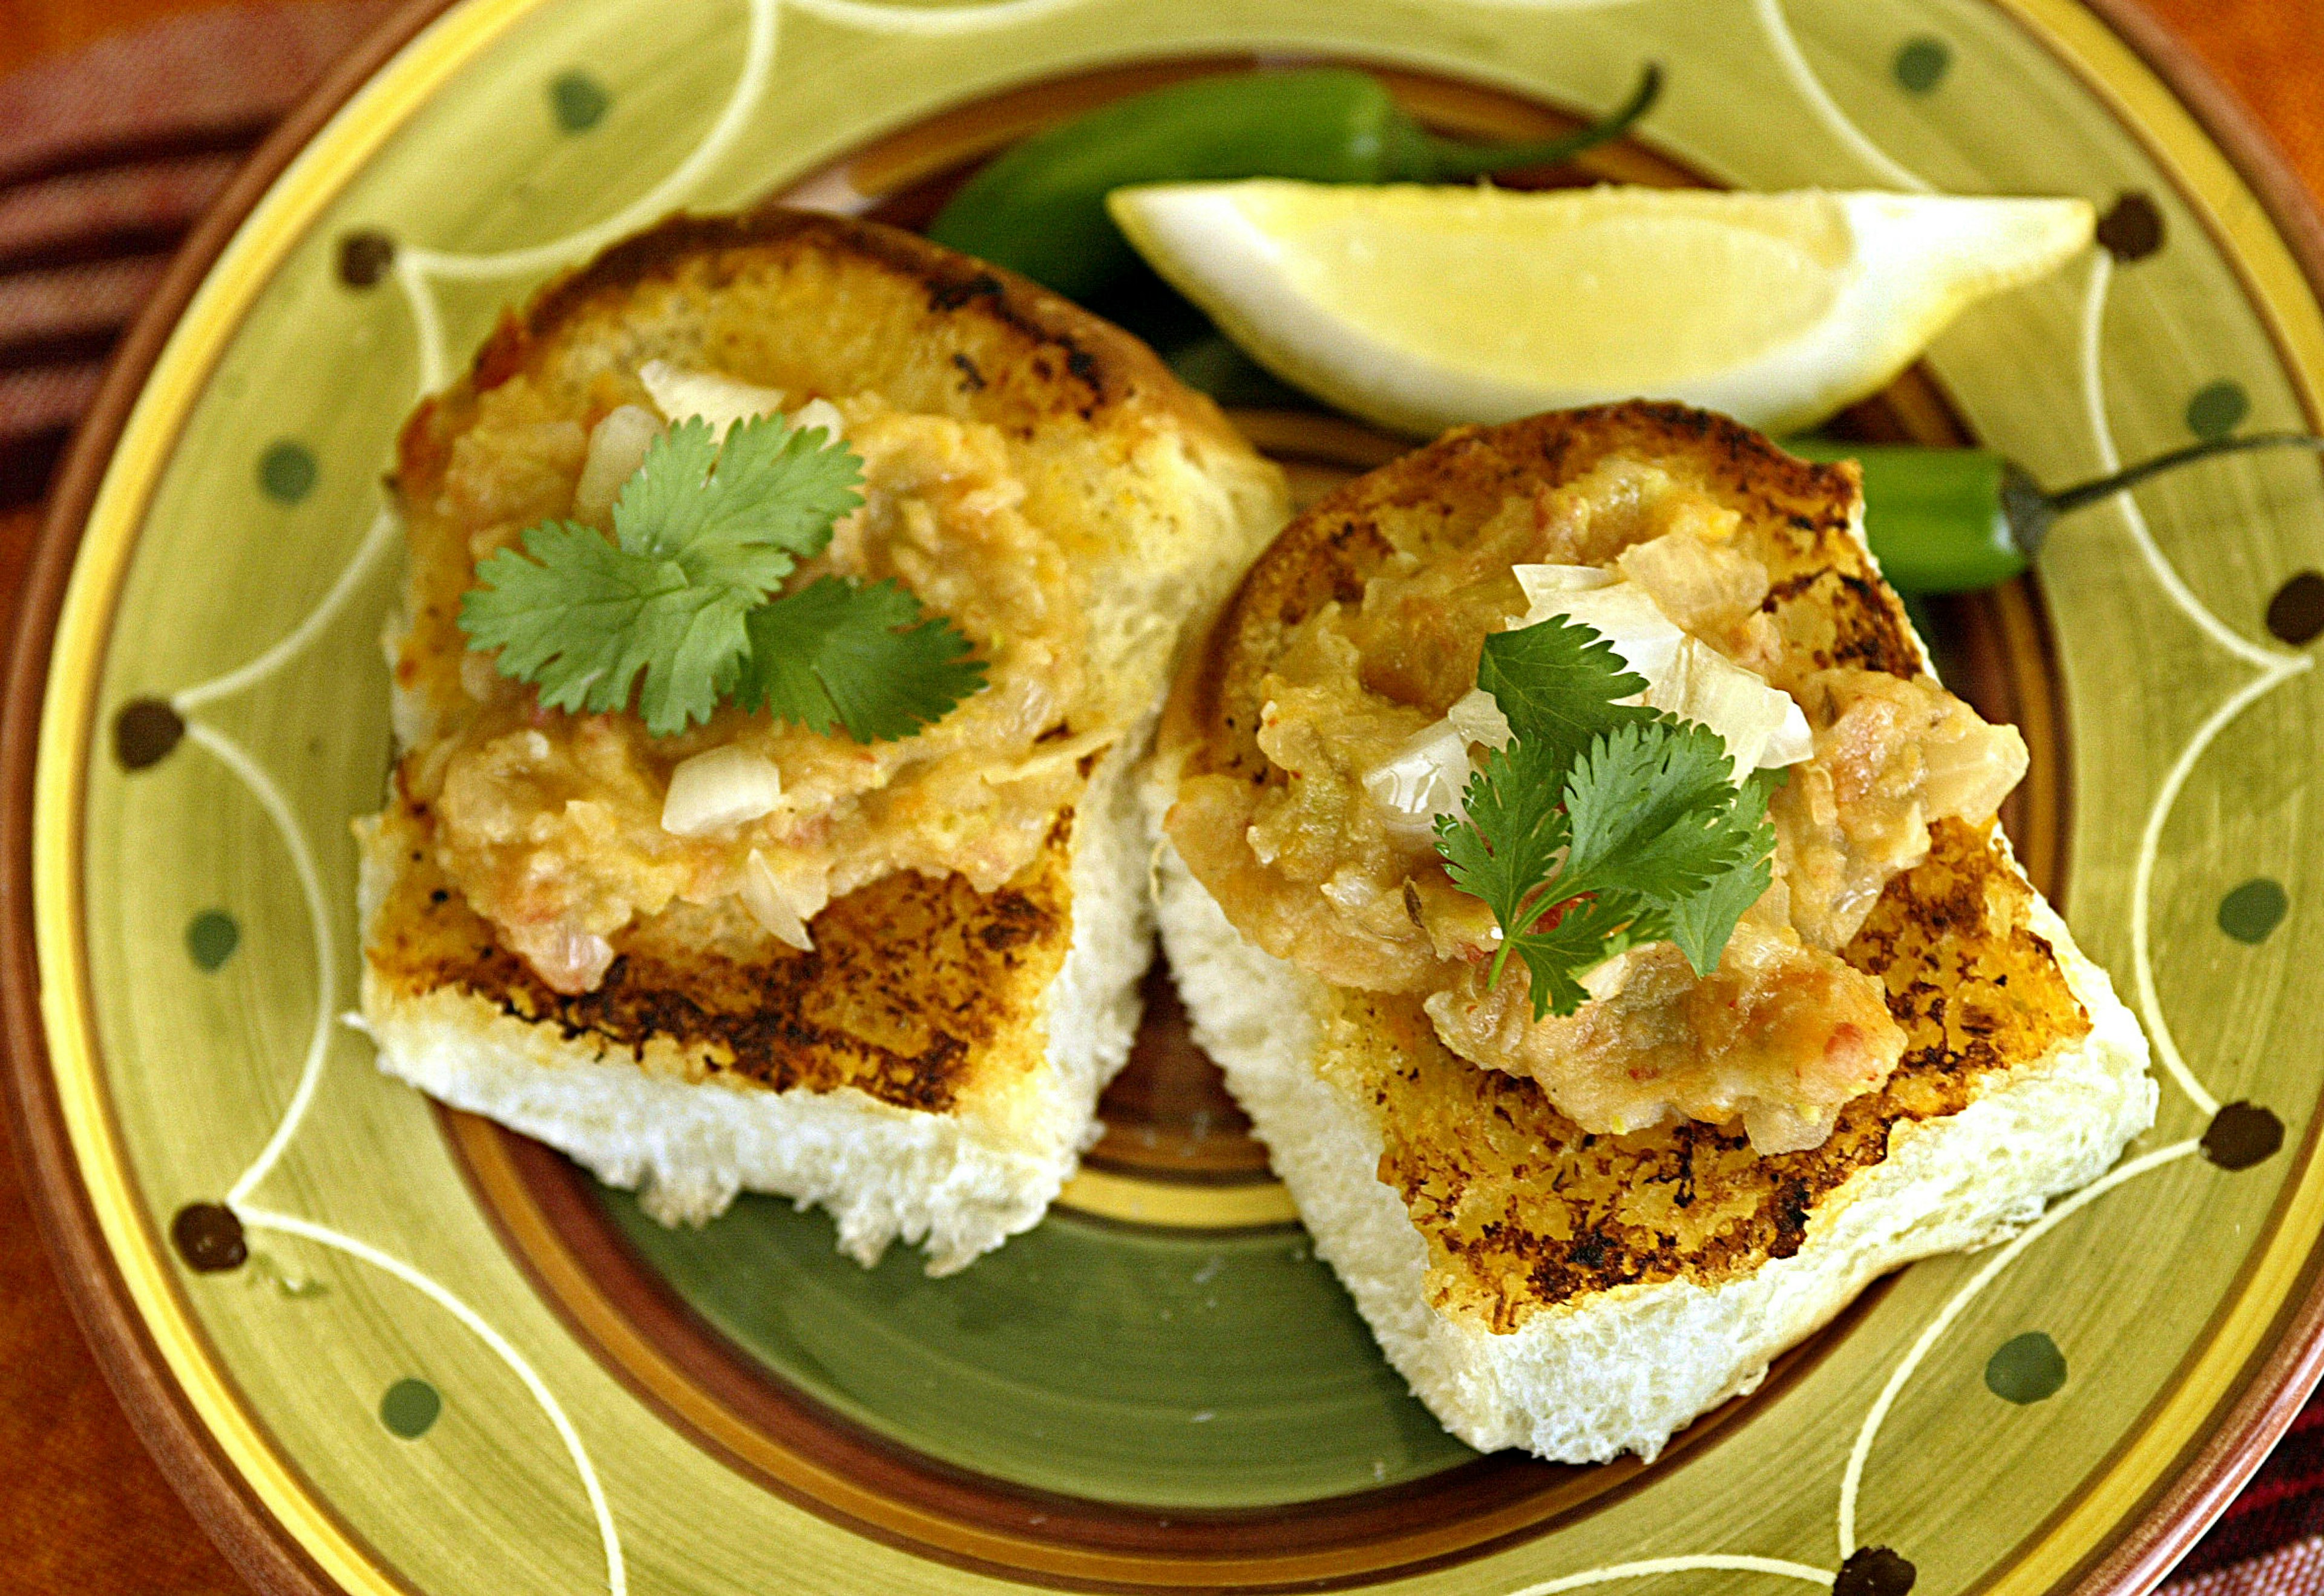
[[361, 210, 1287, 1273], [1152, 402, 2152, 1459]]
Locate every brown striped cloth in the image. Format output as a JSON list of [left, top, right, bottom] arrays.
[[0, 7, 2316, 1593], [0, 0, 392, 507]]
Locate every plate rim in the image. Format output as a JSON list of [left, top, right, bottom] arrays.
[[0, 11, 474, 1594], [4, 1, 2322, 1594], [2047, 6, 2324, 1591]]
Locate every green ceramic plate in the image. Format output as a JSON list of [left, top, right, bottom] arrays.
[[8, 0, 2324, 1592]]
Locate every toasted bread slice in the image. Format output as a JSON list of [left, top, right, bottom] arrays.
[[361, 211, 1287, 1273], [1151, 402, 2152, 1458]]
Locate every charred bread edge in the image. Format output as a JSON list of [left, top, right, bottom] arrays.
[[1159, 402, 1922, 787], [1151, 827, 2152, 1462], [359, 211, 1288, 1272], [426, 208, 1254, 455], [1146, 401, 2153, 1459], [358, 730, 1152, 1276]]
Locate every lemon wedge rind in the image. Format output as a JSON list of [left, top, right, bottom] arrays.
[[1108, 182, 2095, 437]]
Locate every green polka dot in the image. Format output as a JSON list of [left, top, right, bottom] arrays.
[[1892, 37, 1951, 93], [550, 71, 611, 132], [258, 441, 317, 504], [2185, 380, 2250, 440], [1984, 1332, 2066, 1404], [380, 1378, 441, 1439], [185, 910, 239, 971], [2218, 878, 2289, 944]]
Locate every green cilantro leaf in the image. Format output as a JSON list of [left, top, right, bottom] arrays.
[[462, 521, 764, 734], [1477, 616, 1658, 769], [1433, 616, 1783, 1019], [615, 416, 862, 568], [461, 411, 954, 739], [1500, 891, 1664, 1020], [740, 576, 988, 743], [1435, 735, 1574, 946], [1666, 768, 1782, 976], [1555, 719, 1754, 907]]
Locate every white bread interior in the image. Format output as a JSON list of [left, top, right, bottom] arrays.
[[1144, 399, 2157, 1459], [358, 211, 1288, 1274], [1150, 816, 2154, 1462], [360, 732, 1153, 1275]]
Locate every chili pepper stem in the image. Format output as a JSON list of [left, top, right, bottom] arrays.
[[2040, 431, 2324, 522], [1419, 64, 1663, 181], [1797, 430, 2324, 592]]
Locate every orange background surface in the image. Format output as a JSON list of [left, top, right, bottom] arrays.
[[0, 1, 2317, 1591]]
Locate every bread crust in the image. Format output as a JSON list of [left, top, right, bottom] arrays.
[[399, 206, 1250, 519], [1153, 829, 2152, 1460], [365, 794, 1072, 1115], [363, 211, 1289, 1264], [1164, 401, 1918, 787], [1319, 817, 2093, 1326], [1154, 401, 2155, 1448]]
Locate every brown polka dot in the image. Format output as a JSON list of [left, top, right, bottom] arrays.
[[337, 229, 396, 287], [113, 698, 183, 770], [2203, 1103, 2285, 1171], [1837, 1547, 1917, 1596], [170, 1203, 246, 1272], [2095, 192, 2164, 261], [2267, 571, 2324, 646]]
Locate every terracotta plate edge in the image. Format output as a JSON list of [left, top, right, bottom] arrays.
[[1, 2, 2320, 1595], [2044, 11, 2324, 1592], [0, 5, 462, 1594]]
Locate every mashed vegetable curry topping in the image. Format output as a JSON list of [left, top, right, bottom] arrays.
[[1169, 452, 2027, 1154], [396, 369, 1097, 996]]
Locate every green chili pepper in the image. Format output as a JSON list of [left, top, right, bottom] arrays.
[[1785, 432, 2324, 594], [928, 64, 1663, 303]]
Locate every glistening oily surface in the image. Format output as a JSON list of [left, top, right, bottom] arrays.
[[51, 5, 2324, 1596]]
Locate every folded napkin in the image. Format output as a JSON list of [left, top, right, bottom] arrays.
[[2169, 1402, 2324, 1589], [0, 0, 392, 507], [0, 6, 2314, 1594]]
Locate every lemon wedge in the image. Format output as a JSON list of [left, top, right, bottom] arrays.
[[1108, 182, 2093, 436]]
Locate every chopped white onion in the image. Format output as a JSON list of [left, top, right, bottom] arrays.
[[1615, 531, 1765, 628], [1765, 700, 1815, 769], [660, 746, 784, 836], [574, 404, 661, 521], [638, 360, 786, 436], [741, 849, 824, 953], [1512, 562, 1618, 609], [1446, 688, 1512, 751], [787, 397, 847, 445], [1359, 566, 1810, 838], [1644, 637, 1801, 778], [1362, 720, 1472, 835], [1521, 574, 1811, 778], [520, 927, 615, 995], [1525, 582, 1687, 683], [1578, 948, 1640, 1003]]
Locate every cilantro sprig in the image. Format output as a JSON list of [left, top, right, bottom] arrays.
[[1432, 616, 1780, 1019], [459, 413, 986, 740], [739, 576, 990, 743]]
